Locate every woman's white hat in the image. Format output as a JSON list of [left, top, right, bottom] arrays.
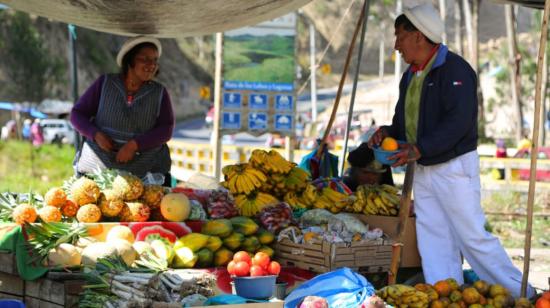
[[403, 3, 444, 44], [116, 36, 162, 67]]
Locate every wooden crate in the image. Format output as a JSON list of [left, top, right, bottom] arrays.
[[275, 237, 393, 273], [0, 252, 18, 275], [0, 271, 24, 301]]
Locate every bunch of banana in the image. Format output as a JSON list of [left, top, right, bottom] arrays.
[[353, 184, 401, 216], [312, 187, 354, 214], [283, 191, 309, 209], [282, 166, 310, 192], [249, 149, 293, 174], [297, 184, 317, 207], [234, 192, 279, 216], [376, 284, 430, 308], [221, 164, 268, 196]]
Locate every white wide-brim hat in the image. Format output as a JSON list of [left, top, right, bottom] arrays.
[[116, 36, 162, 67], [403, 3, 444, 44]]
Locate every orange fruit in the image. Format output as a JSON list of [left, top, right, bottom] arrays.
[[462, 287, 481, 305], [536, 297, 550, 308], [381, 137, 399, 151], [434, 280, 453, 297]]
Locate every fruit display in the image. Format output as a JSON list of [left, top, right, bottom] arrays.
[[375, 278, 536, 308], [309, 178, 355, 214], [256, 202, 295, 233], [222, 149, 315, 215], [351, 184, 401, 216]]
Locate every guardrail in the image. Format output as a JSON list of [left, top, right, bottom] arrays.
[[168, 140, 550, 191]]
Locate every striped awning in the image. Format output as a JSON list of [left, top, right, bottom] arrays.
[[0, 0, 311, 37]]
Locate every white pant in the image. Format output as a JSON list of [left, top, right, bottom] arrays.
[[413, 151, 535, 298]]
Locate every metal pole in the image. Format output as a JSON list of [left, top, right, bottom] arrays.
[[212, 33, 223, 180], [394, 0, 402, 86], [309, 23, 318, 123], [340, 0, 370, 176]]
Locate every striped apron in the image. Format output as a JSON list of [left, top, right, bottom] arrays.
[[76, 74, 171, 178]]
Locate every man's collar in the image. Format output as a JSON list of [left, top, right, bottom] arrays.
[[411, 44, 440, 73]]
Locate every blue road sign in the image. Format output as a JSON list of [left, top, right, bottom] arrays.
[[248, 112, 268, 130], [223, 92, 242, 109], [275, 114, 293, 131], [249, 94, 268, 110], [275, 95, 293, 111], [222, 112, 241, 130]]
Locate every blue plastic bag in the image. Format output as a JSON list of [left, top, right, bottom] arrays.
[[284, 267, 375, 308]]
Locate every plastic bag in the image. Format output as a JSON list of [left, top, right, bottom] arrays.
[[299, 209, 334, 226], [335, 213, 369, 234], [141, 172, 165, 185], [284, 268, 375, 308]]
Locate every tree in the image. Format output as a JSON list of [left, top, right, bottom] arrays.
[[0, 11, 65, 102]]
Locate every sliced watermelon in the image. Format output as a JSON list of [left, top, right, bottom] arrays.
[[160, 222, 191, 237], [135, 225, 177, 243]]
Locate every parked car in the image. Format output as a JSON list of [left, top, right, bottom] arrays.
[[513, 146, 550, 181], [40, 119, 76, 145]]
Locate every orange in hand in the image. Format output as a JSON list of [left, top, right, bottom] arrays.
[[381, 137, 399, 151]]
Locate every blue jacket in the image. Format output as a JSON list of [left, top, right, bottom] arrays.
[[384, 45, 478, 166]]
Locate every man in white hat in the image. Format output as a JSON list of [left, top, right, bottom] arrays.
[[368, 3, 535, 298]]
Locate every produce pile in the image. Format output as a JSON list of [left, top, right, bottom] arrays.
[[0, 169, 192, 224], [376, 279, 533, 308], [350, 184, 401, 216]]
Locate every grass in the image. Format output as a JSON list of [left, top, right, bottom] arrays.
[[482, 191, 550, 248], [0, 140, 75, 195]]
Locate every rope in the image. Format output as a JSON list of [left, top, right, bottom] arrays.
[[296, 0, 361, 96]]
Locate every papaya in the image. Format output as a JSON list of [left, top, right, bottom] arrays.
[[201, 219, 233, 238], [172, 247, 198, 268], [196, 248, 214, 268], [257, 245, 275, 258], [241, 236, 260, 253], [229, 216, 259, 236], [205, 236, 223, 252], [214, 247, 234, 266], [174, 233, 210, 252], [223, 232, 244, 250], [256, 228, 275, 245]]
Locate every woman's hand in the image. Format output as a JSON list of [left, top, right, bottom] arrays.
[[94, 131, 114, 152], [388, 143, 421, 167], [116, 140, 138, 163], [367, 127, 388, 148]]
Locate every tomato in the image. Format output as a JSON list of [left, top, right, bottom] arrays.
[[267, 261, 281, 275], [233, 261, 250, 277], [233, 251, 252, 265], [252, 252, 271, 269], [250, 265, 265, 277], [227, 260, 236, 275]]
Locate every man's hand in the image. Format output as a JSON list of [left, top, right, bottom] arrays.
[[367, 127, 389, 148], [116, 140, 138, 163], [388, 143, 421, 167], [94, 131, 114, 152]]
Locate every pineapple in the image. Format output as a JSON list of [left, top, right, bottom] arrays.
[[76, 204, 102, 223], [142, 185, 164, 209], [44, 187, 67, 207], [38, 206, 62, 222], [70, 177, 100, 206], [113, 174, 144, 201], [12, 204, 38, 224], [97, 190, 125, 217], [61, 199, 79, 217], [119, 202, 150, 222]]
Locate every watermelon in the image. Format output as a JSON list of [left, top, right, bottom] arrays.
[[135, 225, 177, 243], [123, 221, 191, 238]]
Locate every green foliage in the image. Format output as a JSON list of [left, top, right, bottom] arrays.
[[0, 11, 65, 101], [0, 140, 75, 194]]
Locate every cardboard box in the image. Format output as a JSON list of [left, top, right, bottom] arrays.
[[357, 215, 421, 268], [275, 236, 393, 274]]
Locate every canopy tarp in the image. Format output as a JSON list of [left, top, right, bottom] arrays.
[[0, 0, 311, 37]]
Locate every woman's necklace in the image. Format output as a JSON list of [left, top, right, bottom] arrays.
[[125, 78, 142, 105]]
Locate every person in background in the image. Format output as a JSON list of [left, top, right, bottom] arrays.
[[495, 139, 507, 180], [22, 119, 32, 140], [342, 142, 394, 191], [30, 119, 44, 147], [367, 3, 534, 298], [70, 36, 175, 186]]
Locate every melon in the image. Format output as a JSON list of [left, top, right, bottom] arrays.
[[106, 225, 135, 243], [111, 239, 137, 266], [160, 193, 190, 221], [47, 243, 81, 267], [81, 242, 117, 266]]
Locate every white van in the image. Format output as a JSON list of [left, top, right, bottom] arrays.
[[40, 119, 76, 145]]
